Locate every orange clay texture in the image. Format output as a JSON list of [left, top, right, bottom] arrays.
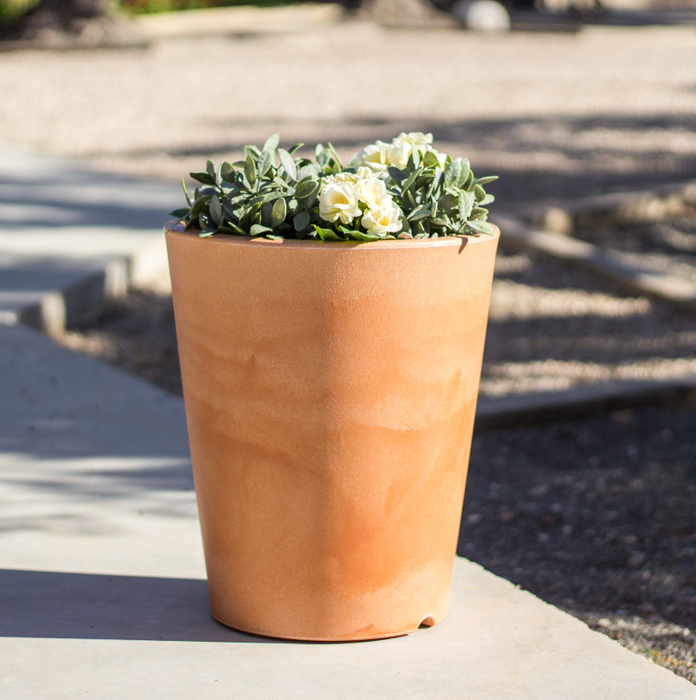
[[166, 229, 499, 641]]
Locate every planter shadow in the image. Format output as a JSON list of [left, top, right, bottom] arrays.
[[0, 569, 278, 644]]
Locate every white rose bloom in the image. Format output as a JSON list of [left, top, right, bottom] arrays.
[[387, 141, 411, 169], [325, 171, 359, 185], [394, 132, 434, 151], [319, 180, 361, 225], [362, 201, 403, 237], [356, 175, 389, 209], [351, 141, 390, 172]]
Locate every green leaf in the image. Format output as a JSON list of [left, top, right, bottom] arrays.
[[342, 229, 380, 241], [438, 193, 459, 210], [479, 193, 495, 206], [250, 224, 273, 236], [411, 146, 420, 169], [278, 148, 297, 181], [209, 195, 223, 226], [443, 159, 461, 190], [219, 223, 246, 235], [266, 234, 284, 241], [244, 144, 261, 158], [312, 224, 343, 241], [388, 167, 407, 183], [458, 191, 474, 220], [473, 185, 487, 202], [206, 160, 215, 179], [407, 204, 431, 221], [326, 142, 343, 169], [181, 178, 192, 206], [199, 230, 216, 238], [297, 163, 320, 181], [457, 159, 471, 188], [288, 143, 304, 155], [473, 176, 499, 186], [422, 150, 439, 168], [467, 220, 496, 236], [168, 208, 190, 218], [271, 197, 287, 228], [263, 133, 280, 153], [295, 179, 319, 199], [258, 149, 273, 177], [220, 162, 235, 181], [245, 155, 257, 187], [293, 210, 310, 232], [190, 171, 215, 186]]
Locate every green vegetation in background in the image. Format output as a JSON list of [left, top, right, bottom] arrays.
[[0, 0, 40, 22], [119, 0, 302, 13], [0, 0, 303, 23]]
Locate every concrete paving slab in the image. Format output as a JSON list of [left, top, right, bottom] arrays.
[[0, 144, 180, 333], [1, 324, 694, 699]]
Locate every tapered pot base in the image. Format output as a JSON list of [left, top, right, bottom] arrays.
[[210, 610, 444, 643]]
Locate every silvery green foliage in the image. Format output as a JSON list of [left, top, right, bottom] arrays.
[[169, 134, 498, 241], [386, 150, 498, 239]]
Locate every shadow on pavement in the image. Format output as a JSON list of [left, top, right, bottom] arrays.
[[0, 569, 277, 644]]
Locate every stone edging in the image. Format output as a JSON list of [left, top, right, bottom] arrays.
[[475, 376, 696, 432], [493, 215, 696, 313]]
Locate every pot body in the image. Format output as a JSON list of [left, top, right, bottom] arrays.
[[166, 228, 499, 641]]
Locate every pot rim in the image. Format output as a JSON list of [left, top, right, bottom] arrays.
[[165, 222, 500, 251]]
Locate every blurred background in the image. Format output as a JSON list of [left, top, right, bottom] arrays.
[[0, 0, 695, 684]]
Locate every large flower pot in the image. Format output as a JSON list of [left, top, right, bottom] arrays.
[[166, 226, 499, 641]]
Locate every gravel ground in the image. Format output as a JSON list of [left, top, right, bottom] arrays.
[[483, 245, 696, 395], [0, 25, 695, 205], [573, 213, 696, 284], [461, 402, 696, 683]]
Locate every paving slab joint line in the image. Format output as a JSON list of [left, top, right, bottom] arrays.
[[493, 214, 696, 314]]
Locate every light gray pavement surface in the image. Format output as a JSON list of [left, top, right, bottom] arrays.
[[2, 323, 695, 699], [0, 144, 180, 334]]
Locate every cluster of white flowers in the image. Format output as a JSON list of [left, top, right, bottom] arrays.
[[350, 132, 446, 173], [318, 167, 402, 236]]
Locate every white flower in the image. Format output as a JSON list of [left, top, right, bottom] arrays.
[[351, 141, 390, 172], [318, 180, 361, 225], [324, 171, 359, 185], [387, 141, 411, 169], [356, 175, 389, 209], [394, 132, 433, 150], [362, 201, 403, 237]]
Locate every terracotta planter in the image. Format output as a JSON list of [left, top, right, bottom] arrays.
[[166, 226, 499, 641]]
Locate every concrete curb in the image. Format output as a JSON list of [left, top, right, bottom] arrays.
[[476, 376, 696, 432], [494, 215, 696, 313], [0, 144, 179, 336], [521, 180, 696, 233]]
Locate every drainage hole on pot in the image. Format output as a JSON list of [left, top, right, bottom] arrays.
[[419, 615, 437, 628]]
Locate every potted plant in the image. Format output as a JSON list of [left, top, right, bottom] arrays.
[[166, 133, 499, 641]]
